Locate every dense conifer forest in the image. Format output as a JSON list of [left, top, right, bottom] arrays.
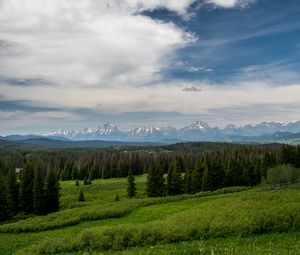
[[0, 142, 300, 221]]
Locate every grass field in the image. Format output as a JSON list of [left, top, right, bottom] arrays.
[[0, 175, 300, 255]]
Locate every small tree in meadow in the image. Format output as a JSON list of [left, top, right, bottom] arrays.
[[78, 189, 85, 202], [115, 193, 120, 201], [75, 179, 79, 186], [127, 169, 136, 198]]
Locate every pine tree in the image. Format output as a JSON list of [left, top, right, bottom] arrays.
[[0, 175, 9, 221], [83, 176, 88, 185], [127, 169, 136, 198], [166, 160, 183, 196], [45, 168, 60, 213], [118, 159, 128, 177], [202, 157, 225, 191], [115, 193, 120, 201], [191, 160, 205, 193], [75, 179, 79, 186], [7, 164, 19, 214], [146, 162, 165, 197], [33, 161, 46, 215], [183, 168, 192, 194], [19, 161, 34, 214], [78, 189, 85, 202]]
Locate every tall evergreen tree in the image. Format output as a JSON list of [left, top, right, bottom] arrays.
[[183, 168, 192, 194], [127, 169, 136, 198], [7, 164, 19, 214], [33, 161, 46, 215], [166, 160, 183, 196], [45, 168, 60, 213], [202, 157, 225, 191], [191, 160, 205, 193], [78, 189, 85, 202], [19, 161, 34, 214], [146, 162, 165, 197], [0, 175, 9, 221], [118, 159, 128, 177]]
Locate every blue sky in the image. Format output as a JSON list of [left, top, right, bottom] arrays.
[[1, 0, 300, 134]]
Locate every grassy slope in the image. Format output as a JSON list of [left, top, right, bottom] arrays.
[[0, 176, 299, 255]]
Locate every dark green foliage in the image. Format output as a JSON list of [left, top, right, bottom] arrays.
[[75, 179, 79, 186], [267, 164, 300, 188], [202, 158, 225, 191], [191, 160, 205, 193], [183, 168, 192, 194], [118, 159, 128, 177], [78, 189, 85, 202], [0, 175, 9, 221], [127, 170, 136, 198], [167, 160, 183, 196], [19, 161, 34, 214], [7, 165, 19, 214], [115, 193, 120, 201], [83, 176, 88, 185], [45, 168, 60, 213], [146, 163, 165, 197], [33, 161, 46, 215]]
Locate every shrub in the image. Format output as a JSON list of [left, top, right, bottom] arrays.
[[266, 164, 300, 188]]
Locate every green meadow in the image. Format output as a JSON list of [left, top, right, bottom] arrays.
[[1, 175, 300, 255]]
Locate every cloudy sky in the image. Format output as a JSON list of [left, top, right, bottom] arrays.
[[1, 0, 300, 134]]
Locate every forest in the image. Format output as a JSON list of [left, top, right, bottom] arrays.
[[1, 142, 300, 222]]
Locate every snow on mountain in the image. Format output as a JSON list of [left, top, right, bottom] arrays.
[[179, 121, 222, 140], [44, 120, 300, 142], [157, 125, 178, 137], [46, 129, 77, 138], [225, 121, 300, 136]]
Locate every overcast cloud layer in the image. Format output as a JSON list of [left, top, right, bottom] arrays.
[[1, 0, 300, 134]]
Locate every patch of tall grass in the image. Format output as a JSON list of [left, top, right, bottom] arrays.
[[0, 186, 249, 234], [18, 189, 300, 254]]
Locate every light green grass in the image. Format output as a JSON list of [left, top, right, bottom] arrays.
[[105, 232, 300, 255], [0, 175, 299, 255]]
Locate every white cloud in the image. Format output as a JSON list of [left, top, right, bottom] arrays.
[[0, 0, 195, 88], [206, 0, 256, 8]]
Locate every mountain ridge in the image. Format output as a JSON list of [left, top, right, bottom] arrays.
[[42, 120, 300, 142], [3, 120, 300, 143]]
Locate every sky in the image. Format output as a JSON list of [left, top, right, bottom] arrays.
[[1, 0, 300, 134]]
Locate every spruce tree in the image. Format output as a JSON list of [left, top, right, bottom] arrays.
[[146, 162, 165, 197], [183, 168, 192, 194], [191, 160, 205, 193], [202, 157, 225, 191], [78, 189, 85, 202], [75, 179, 79, 186], [7, 164, 19, 214], [45, 168, 60, 213], [118, 159, 128, 177], [19, 161, 34, 214], [33, 161, 46, 215], [166, 160, 183, 196], [83, 176, 88, 185], [115, 193, 120, 201], [127, 169, 136, 198], [0, 175, 9, 221]]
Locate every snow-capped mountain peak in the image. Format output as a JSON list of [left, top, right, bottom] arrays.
[[44, 120, 300, 142]]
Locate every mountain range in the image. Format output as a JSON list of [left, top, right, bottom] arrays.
[[2, 121, 300, 145], [42, 120, 300, 143]]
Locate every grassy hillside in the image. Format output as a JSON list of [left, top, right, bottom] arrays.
[[0, 175, 300, 255]]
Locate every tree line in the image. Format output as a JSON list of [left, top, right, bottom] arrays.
[[1, 143, 300, 221], [0, 159, 60, 221]]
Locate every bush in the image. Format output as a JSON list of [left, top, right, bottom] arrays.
[[266, 164, 300, 188]]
